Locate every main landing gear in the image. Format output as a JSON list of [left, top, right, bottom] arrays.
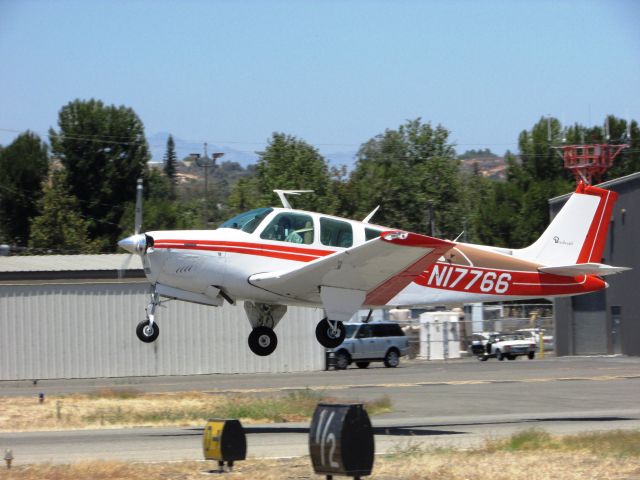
[[315, 318, 346, 348], [136, 289, 161, 343], [248, 326, 277, 356], [244, 302, 287, 356]]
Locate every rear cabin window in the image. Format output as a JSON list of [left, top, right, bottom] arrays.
[[260, 212, 314, 245], [320, 217, 353, 248], [365, 228, 383, 241]]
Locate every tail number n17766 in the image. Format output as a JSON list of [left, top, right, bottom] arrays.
[[427, 264, 511, 294]]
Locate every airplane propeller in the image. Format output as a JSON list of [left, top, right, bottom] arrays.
[[118, 178, 149, 274]]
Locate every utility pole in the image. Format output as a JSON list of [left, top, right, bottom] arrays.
[[191, 143, 224, 228], [427, 200, 436, 237]]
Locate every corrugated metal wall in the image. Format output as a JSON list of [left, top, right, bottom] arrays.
[[0, 282, 325, 380]]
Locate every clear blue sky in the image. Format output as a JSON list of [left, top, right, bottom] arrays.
[[1, 0, 638, 161]]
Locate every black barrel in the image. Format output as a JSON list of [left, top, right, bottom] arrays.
[[309, 403, 374, 478], [203, 419, 247, 463]]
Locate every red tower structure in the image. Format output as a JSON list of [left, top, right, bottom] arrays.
[[554, 143, 628, 185]]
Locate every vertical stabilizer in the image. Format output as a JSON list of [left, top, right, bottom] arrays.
[[514, 183, 617, 266]]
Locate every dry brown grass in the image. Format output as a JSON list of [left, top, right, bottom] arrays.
[[1, 449, 639, 480], [0, 389, 391, 432]]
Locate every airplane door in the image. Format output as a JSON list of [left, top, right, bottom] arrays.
[[611, 306, 622, 355]]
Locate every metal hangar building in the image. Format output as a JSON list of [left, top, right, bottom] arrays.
[[0, 255, 324, 381]]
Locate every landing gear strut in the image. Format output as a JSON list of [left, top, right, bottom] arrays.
[[315, 318, 346, 348], [136, 289, 161, 343]]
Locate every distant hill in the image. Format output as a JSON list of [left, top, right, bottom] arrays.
[[458, 149, 506, 179], [147, 132, 258, 167]]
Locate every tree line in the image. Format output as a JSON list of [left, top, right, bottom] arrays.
[[0, 98, 638, 254]]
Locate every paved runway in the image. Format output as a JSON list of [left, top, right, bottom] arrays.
[[1, 356, 639, 464]]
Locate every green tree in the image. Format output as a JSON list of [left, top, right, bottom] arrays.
[[0, 131, 49, 245], [502, 117, 574, 247], [119, 168, 201, 233], [163, 135, 178, 196], [229, 133, 333, 213], [49, 99, 150, 251], [603, 116, 639, 180], [347, 119, 461, 237], [29, 170, 97, 254]]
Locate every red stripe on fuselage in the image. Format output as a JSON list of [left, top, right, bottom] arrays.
[[153, 239, 336, 263]]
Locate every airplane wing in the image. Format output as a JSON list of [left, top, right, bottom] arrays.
[[249, 231, 454, 320]]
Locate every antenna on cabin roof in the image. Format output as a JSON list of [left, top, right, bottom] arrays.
[[362, 205, 380, 223], [273, 190, 314, 209]]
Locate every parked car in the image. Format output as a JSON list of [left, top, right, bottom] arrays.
[[329, 322, 409, 369], [476, 333, 537, 361], [515, 328, 554, 351], [469, 331, 500, 356]]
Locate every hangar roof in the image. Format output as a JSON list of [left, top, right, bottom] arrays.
[[0, 254, 144, 282], [0, 254, 143, 273], [549, 171, 640, 204]]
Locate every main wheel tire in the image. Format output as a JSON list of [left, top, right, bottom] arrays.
[[356, 361, 370, 369], [528, 351, 535, 360], [507, 355, 516, 360], [478, 355, 488, 362], [335, 351, 350, 370], [248, 326, 278, 356], [315, 318, 346, 348], [496, 349, 504, 361], [384, 349, 400, 368], [136, 320, 159, 343]]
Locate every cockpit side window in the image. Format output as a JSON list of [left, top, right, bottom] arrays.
[[260, 212, 314, 245], [320, 217, 353, 248], [365, 227, 383, 241], [219, 208, 273, 233]]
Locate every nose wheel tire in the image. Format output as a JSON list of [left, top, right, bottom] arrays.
[[136, 320, 160, 343], [315, 318, 346, 348], [248, 326, 278, 356]]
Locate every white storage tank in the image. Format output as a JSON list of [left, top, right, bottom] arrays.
[[419, 311, 462, 360]]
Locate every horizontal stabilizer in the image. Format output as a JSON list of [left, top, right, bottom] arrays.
[[539, 263, 631, 277]]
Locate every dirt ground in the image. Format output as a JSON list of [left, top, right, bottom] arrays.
[[0, 389, 390, 432], [1, 450, 639, 480]]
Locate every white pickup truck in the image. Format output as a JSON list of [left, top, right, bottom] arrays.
[[477, 333, 536, 361]]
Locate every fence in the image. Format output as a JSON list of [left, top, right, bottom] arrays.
[[391, 303, 554, 358]]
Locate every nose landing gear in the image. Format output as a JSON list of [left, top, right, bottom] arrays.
[[136, 319, 159, 343], [136, 289, 161, 343]]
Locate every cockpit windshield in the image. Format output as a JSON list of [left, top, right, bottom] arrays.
[[219, 208, 273, 233]]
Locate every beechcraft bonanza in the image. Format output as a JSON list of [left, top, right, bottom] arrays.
[[119, 183, 629, 356]]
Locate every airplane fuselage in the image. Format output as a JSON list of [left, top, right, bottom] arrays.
[[141, 207, 605, 310]]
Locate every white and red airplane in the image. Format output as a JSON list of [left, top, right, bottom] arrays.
[[119, 183, 628, 356]]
